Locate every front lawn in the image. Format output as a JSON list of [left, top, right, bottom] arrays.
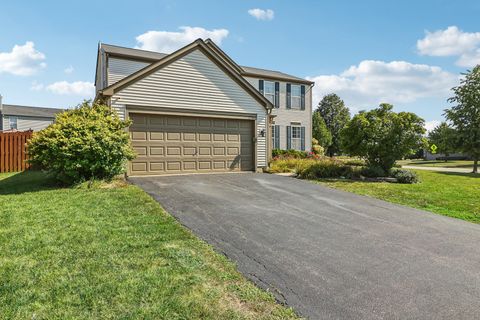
[[314, 170, 480, 223], [0, 171, 297, 319], [398, 159, 474, 169]]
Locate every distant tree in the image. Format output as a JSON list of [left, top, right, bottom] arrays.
[[428, 122, 457, 161], [316, 94, 350, 156], [341, 103, 426, 172], [445, 65, 480, 173], [312, 111, 332, 149]]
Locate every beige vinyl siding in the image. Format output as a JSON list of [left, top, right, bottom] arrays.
[[3, 115, 54, 132], [113, 49, 268, 167], [108, 58, 150, 86], [111, 104, 126, 121], [245, 77, 312, 152]]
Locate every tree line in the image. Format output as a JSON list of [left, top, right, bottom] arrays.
[[312, 66, 480, 173]]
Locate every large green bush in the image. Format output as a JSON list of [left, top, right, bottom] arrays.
[[341, 103, 426, 172], [28, 101, 135, 183]]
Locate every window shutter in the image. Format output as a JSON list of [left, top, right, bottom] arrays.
[[301, 126, 306, 151], [286, 83, 291, 109], [275, 125, 280, 149], [300, 85, 305, 110], [259, 80, 264, 95], [274, 82, 280, 108], [287, 126, 292, 149]]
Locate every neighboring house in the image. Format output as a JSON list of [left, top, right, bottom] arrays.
[[95, 39, 314, 176], [0, 103, 64, 132]]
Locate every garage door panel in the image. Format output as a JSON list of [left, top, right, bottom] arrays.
[[131, 131, 147, 141], [183, 161, 197, 170], [150, 146, 165, 155], [130, 113, 254, 175], [198, 133, 211, 141], [183, 132, 196, 141], [150, 162, 165, 171]]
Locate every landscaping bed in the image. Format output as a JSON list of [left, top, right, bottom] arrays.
[[269, 155, 418, 184], [0, 171, 298, 319]]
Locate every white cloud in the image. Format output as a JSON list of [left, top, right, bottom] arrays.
[[417, 26, 480, 67], [46, 81, 94, 96], [307, 60, 457, 110], [30, 81, 44, 91], [135, 26, 229, 53], [64, 65, 74, 74], [0, 41, 46, 76], [248, 8, 274, 21], [425, 120, 441, 133]]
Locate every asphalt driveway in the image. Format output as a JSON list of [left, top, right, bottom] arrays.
[[130, 173, 480, 319]]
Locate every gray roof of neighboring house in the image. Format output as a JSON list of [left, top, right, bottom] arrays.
[[100, 43, 313, 85], [1, 104, 65, 118]]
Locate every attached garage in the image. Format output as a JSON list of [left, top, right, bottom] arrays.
[[129, 113, 255, 175], [98, 39, 273, 176]]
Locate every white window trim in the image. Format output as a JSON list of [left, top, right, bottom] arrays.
[[263, 80, 275, 105], [9, 116, 18, 130], [291, 85, 301, 109], [291, 125, 302, 151]]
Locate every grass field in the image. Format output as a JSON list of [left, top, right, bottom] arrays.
[[0, 171, 297, 319], [398, 159, 474, 169], [314, 170, 480, 223]]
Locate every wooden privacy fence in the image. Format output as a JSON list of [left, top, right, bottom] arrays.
[[0, 130, 33, 173]]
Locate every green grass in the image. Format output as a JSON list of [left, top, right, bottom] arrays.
[[398, 159, 474, 169], [0, 171, 298, 320], [314, 170, 480, 223]]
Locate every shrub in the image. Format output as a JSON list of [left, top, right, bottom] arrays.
[[360, 165, 386, 178], [311, 138, 325, 155], [390, 169, 419, 184], [297, 158, 356, 179], [341, 103, 426, 172], [28, 101, 135, 184], [341, 158, 365, 167], [269, 158, 317, 174], [272, 149, 308, 159]]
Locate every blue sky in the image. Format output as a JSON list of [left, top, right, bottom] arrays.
[[1, 0, 480, 130]]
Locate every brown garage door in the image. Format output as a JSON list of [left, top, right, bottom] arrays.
[[129, 113, 255, 175]]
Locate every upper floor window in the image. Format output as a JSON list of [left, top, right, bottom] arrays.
[[291, 85, 301, 109], [9, 116, 17, 130], [263, 81, 275, 104]]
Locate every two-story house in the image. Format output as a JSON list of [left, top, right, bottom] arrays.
[[95, 39, 313, 176], [0, 100, 64, 132]]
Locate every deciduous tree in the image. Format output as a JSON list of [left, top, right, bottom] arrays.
[[445, 65, 480, 173], [316, 94, 350, 156], [312, 111, 332, 149], [428, 122, 457, 161], [341, 103, 426, 172]]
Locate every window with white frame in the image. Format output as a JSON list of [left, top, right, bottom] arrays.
[[291, 126, 302, 150], [263, 81, 275, 104], [291, 85, 301, 109], [9, 116, 17, 130]]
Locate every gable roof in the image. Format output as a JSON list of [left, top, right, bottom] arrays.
[[99, 42, 314, 85], [100, 39, 273, 110], [1, 104, 64, 118]]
